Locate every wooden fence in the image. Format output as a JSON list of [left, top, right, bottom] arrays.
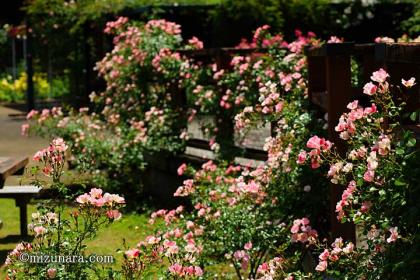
[[179, 47, 271, 162], [305, 42, 420, 242], [148, 43, 420, 239]]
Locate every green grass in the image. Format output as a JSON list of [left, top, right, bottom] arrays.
[[0, 198, 155, 278]]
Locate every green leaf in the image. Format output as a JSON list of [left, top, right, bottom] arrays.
[[394, 179, 406, 186], [407, 138, 416, 147], [396, 148, 405, 155], [410, 111, 417, 121], [379, 189, 386, 196]]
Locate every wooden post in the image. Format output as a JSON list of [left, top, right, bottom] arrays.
[[325, 43, 356, 242], [215, 49, 236, 160], [83, 23, 92, 107], [16, 198, 28, 236], [25, 20, 35, 111]]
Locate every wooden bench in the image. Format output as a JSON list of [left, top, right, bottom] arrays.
[[0, 156, 41, 236], [0, 186, 41, 236]]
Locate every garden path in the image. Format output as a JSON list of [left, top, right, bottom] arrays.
[[0, 105, 47, 269]]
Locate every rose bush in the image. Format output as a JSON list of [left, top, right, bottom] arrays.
[[295, 70, 420, 279], [118, 26, 334, 279], [6, 139, 125, 279], [19, 16, 420, 279], [23, 18, 210, 201]]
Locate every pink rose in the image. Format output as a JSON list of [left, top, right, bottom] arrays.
[[363, 82, 377, 95], [21, 124, 30, 136], [343, 242, 354, 254], [125, 248, 140, 259], [360, 201, 372, 213], [168, 263, 183, 275], [33, 150, 44, 162], [315, 260, 328, 272], [328, 36, 343, 43], [177, 163, 187, 176], [301, 217, 310, 225], [244, 242, 253, 250], [319, 249, 329, 261], [371, 68, 389, 83], [26, 109, 38, 120], [296, 150, 307, 164], [401, 77, 415, 88], [346, 100, 359, 110], [363, 170, 375, 182], [194, 266, 203, 276], [387, 227, 399, 243], [257, 262, 269, 273], [47, 268, 57, 278], [106, 210, 122, 220], [307, 136, 322, 149], [275, 101, 284, 112], [89, 188, 103, 198], [76, 194, 90, 204], [34, 226, 46, 236]]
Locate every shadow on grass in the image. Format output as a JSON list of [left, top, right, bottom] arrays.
[[0, 235, 33, 264]]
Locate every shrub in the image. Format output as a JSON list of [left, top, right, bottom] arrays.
[[5, 138, 125, 280]]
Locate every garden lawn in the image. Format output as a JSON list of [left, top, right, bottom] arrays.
[[0, 198, 155, 278]]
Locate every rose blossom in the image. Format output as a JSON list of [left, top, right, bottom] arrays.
[[363, 169, 375, 182], [106, 210, 122, 220], [125, 248, 140, 258], [401, 77, 416, 88], [33, 226, 46, 236], [371, 68, 389, 83], [387, 227, 399, 243], [177, 163, 187, 176], [363, 82, 377, 95], [47, 268, 57, 278], [168, 263, 183, 275], [21, 124, 30, 136], [244, 242, 253, 250], [296, 150, 307, 164], [315, 260, 328, 272]]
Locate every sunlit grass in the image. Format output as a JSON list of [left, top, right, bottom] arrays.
[[0, 198, 155, 278]]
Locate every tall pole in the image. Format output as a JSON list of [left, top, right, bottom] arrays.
[[25, 19, 35, 111], [11, 37, 16, 82]]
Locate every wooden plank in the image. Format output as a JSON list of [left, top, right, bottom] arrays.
[[307, 55, 327, 108], [375, 43, 420, 64], [0, 156, 29, 187], [325, 50, 356, 243], [305, 43, 354, 57], [0, 185, 41, 196]]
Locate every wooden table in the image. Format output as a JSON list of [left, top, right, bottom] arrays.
[[0, 156, 29, 187]]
